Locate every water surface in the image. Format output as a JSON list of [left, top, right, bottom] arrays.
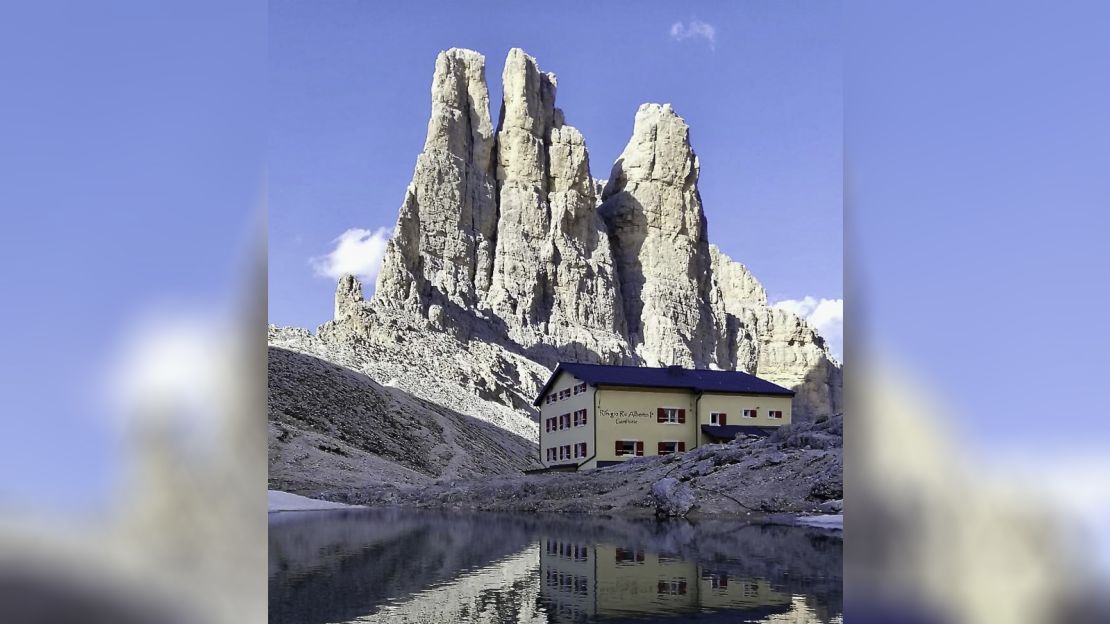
[[269, 508, 842, 623]]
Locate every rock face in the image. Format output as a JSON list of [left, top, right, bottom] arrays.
[[599, 103, 719, 368], [373, 48, 498, 314], [352, 47, 841, 419], [484, 49, 628, 364], [650, 477, 697, 518]]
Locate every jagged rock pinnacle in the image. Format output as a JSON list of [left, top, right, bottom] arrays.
[[352, 49, 840, 418]]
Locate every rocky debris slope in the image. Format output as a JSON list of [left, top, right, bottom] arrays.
[[350, 46, 840, 419], [335, 414, 843, 516], [267, 345, 540, 498], [272, 313, 544, 436]]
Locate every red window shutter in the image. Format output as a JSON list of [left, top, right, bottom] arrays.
[[678, 409, 686, 423], [657, 408, 666, 423], [679, 580, 687, 594], [720, 575, 728, 588], [635, 441, 644, 456], [720, 413, 727, 426], [678, 441, 686, 452], [658, 442, 665, 454], [615, 440, 622, 455], [657, 581, 667, 593]]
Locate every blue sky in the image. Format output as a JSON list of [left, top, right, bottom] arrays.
[[0, 1, 264, 510], [847, 1, 1110, 456], [269, 1, 844, 347]]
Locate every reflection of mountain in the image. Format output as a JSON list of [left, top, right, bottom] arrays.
[[268, 509, 539, 624], [269, 509, 842, 624], [356, 545, 546, 624]]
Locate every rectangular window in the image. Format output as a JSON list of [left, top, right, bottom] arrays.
[[742, 409, 757, 419], [572, 408, 587, 427], [768, 410, 783, 419], [559, 389, 570, 400], [710, 412, 727, 426], [578, 442, 587, 457], [658, 441, 686, 455], [657, 407, 686, 424], [560, 413, 570, 430], [572, 382, 586, 395], [615, 548, 644, 564], [614, 440, 643, 457], [657, 579, 688, 595]]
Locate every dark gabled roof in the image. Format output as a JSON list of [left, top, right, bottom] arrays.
[[701, 424, 779, 440], [532, 362, 795, 405]]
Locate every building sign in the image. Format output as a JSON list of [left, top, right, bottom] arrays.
[[600, 409, 654, 425]]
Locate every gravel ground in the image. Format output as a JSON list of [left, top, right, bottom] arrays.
[[333, 415, 843, 518]]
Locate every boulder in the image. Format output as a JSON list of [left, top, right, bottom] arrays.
[[651, 477, 696, 518]]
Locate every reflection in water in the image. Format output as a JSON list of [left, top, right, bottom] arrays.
[[269, 508, 841, 624]]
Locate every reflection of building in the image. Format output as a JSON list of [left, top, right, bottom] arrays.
[[538, 539, 795, 622], [535, 363, 794, 470]]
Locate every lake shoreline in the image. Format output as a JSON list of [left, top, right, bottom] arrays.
[[268, 489, 843, 531]]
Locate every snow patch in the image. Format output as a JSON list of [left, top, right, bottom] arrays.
[[268, 490, 355, 512]]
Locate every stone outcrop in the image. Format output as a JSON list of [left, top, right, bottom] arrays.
[[484, 49, 628, 364], [373, 48, 498, 314], [348, 47, 840, 419], [599, 103, 720, 368], [707, 248, 841, 418]]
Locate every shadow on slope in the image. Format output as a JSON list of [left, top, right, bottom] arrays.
[[268, 347, 540, 498]]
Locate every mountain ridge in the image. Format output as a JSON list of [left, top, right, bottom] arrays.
[[347, 47, 840, 419]]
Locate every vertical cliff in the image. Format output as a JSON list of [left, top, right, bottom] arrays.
[[598, 103, 721, 368], [485, 49, 629, 364], [361, 47, 841, 419], [373, 48, 498, 313]]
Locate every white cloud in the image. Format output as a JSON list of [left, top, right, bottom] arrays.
[[310, 227, 392, 284], [773, 296, 843, 362], [670, 19, 717, 48]]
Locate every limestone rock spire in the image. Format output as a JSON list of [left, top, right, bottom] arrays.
[[372, 48, 498, 314], [600, 103, 719, 368], [334, 273, 364, 320], [485, 48, 628, 364]]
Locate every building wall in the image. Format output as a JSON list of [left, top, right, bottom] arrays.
[[592, 544, 699, 613], [538, 542, 795, 619], [538, 374, 793, 469], [697, 393, 793, 446], [592, 386, 698, 467], [538, 370, 596, 468]]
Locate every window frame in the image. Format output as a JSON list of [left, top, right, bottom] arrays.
[[742, 408, 758, 419], [768, 410, 783, 419], [615, 439, 643, 457], [658, 407, 685, 424]]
